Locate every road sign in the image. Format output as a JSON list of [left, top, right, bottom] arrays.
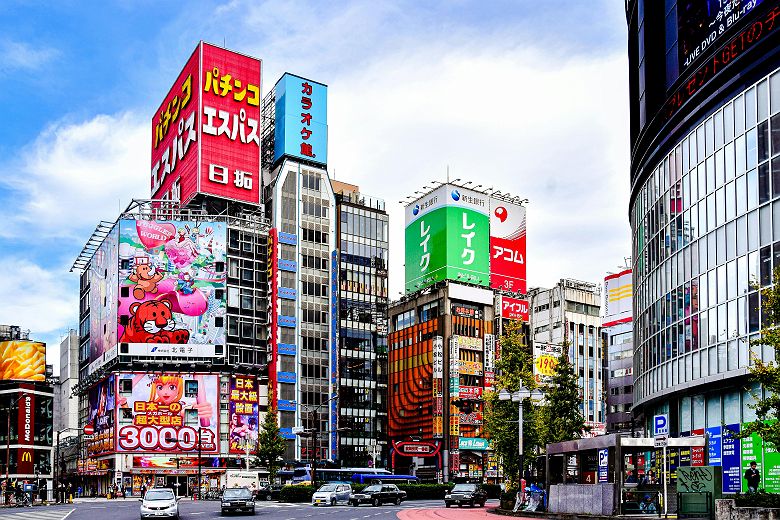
[[654, 435, 668, 448], [291, 426, 304, 435], [654, 414, 669, 437], [84, 423, 95, 435]]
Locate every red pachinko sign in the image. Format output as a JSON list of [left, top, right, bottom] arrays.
[[489, 199, 527, 293], [501, 296, 529, 322], [151, 42, 262, 205]]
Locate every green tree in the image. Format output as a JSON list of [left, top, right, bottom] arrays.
[[483, 319, 539, 484], [738, 270, 780, 449], [537, 351, 587, 446], [256, 404, 287, 481]]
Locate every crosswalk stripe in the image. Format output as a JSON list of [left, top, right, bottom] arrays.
[[0, 508, 75, 520]]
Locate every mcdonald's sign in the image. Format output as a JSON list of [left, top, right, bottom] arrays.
[[17, 448, 33, 474]]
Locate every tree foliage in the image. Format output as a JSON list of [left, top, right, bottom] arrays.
[[738, 269, 780, 449], [537, 351, 587, 445], [256, 403, 287, 480], [483, 319, 539, 483]]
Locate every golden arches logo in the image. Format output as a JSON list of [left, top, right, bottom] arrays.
[[20, 451, 31, 463]]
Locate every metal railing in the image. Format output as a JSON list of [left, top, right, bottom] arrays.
[[620, 488, 662, 516], [678, 492, 712, 520]]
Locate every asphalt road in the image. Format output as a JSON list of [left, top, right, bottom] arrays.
[[0, 499, 500, 520]]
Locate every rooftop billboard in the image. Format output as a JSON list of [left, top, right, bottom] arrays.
[[0, 341, 46, 381], [489, 199, 526, 293], [274, 73, 328, 166], [151, 42, 262, 205], [404, 184, 490, 293], [603, 269, 633, 328]]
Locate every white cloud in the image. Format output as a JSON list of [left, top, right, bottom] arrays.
[[0, 258, 76, 340], [0, 39, 58, 71], [0, 112, 149, 240]]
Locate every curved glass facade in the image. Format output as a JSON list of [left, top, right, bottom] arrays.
[[631, 69, 780, 412]]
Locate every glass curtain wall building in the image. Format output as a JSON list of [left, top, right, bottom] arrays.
[[628, 0, 780, 492], [332, 181, 390, 468]]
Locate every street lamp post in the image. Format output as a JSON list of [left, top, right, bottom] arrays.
[[299, 395, 338, 491], [498, 387, 543, 482]]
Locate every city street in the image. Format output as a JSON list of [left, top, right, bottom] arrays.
[[0, 499, 500, 520]]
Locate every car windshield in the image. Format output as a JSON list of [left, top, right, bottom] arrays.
[[318, 485, 338, 492], [145, 490, 175, 501], [452, 484, 476, 492], [364, 485, 382, 493], [223, 488, 252, 498]]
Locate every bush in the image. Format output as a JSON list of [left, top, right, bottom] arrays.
[[397, 483, 454, 500], [482, 484, 502, 499], [734, 490, 780, 508], [279, 485, 314, 503], [500, 488, 518, 510]]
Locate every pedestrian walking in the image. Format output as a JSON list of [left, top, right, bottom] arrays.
[[745, 461, 761, 493]]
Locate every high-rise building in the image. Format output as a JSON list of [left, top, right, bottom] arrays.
[[55, 330, 79, 436], [0, 325, 53, 487], [602, 270, 633, 433], [388, 181, 527, 482], [627, 0, 780, 493], [332, 181, 389, 468], [528, 279, 606, 435]]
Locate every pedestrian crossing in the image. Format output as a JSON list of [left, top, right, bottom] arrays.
[[0, 508, 74, 520]]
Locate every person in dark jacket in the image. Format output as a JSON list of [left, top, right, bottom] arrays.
[[745, 461, 761, 493]]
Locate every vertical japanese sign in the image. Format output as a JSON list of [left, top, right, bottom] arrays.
[[449, 336, 460, 397], [88, 375, 116, 456], [740, 429, 763, 492], [489, 198, 526, 293], [432, 336, 444, 439], [598, 448, 609, 483], [764, 439, 780, 493], [691, 428, 705, 466], [404, 184, 489, 293], [330, 250, 339, 460], [16, 392, 34, 475], [484, 334, 495, 391], [706, 425, 722, 466], [274, 73, 328, 165], [151, 42, 262, 205], [722, 424, 741, 493], [229, 375, 259, 454], [267, 229, 278, 407]]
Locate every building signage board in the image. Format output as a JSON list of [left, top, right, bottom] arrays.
[[603, 269, 633, 327], [404, 184, 490, 293], [117, 219, 226, 351], [116, 373, 219, 454], [454, 335, 482, 351], [274, 73, 328, 165], [228, 375, 259, 454], [500, 296, 529, 322], [532, 343, 563, 385], [740, 429, 763, 493], [459, 437, 489, 451], [489, 198, 526, 293], [598, 448, 609, 483], [707, 425, 723, 466], [484, 334, 495, 390], [432, 336, 444, 439], [458, 360, 483, 376], [722, 423, 741, 493], [151, 42, 262, 205], [449, 337, 460, 397], [0, 341, 46, 381]]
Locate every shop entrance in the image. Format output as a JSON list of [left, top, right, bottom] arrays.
[[165, 476, 188, 497]]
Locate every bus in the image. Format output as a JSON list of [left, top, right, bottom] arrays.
[[351, 473, 419, 485], [278, 467, 419, 486]]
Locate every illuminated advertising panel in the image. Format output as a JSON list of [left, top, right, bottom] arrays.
[[117, 219, 226, 350], [404, 184, 490, 293], [603, 269, 633, 328], [274, 73, 328, 165], [88, 375, 116, 456], [151, 42, 262, 205], [678, 0, 764, 72], [484, 334, 495, 390], [229, 375, 259, 454], [0, 341, 45, 381], [500, 296, 529, 322], [449, 336, 460, 397], [489, 199, 526, 293], [89, 224, 118, 364], [116, 373, 218, 453], [533, 343, 563, 385]]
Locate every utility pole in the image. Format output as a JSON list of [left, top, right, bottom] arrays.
[[197, 428, 203, 500]]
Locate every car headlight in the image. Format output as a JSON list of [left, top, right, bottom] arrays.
[[445, 494, 451, 499]]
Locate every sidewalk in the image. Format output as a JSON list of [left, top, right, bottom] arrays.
[[399, 507, 539, 520]]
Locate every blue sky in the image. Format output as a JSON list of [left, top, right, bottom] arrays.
[[0, 0, 629, 367]]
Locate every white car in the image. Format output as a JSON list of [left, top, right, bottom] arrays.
[[140, 488, 179, 519], [312, 483, 352, 506]]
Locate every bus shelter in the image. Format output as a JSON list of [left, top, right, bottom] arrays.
[[543, 434, 706, 516]]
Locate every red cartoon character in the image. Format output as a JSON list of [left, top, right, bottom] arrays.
[[120, 300, 190, 344]]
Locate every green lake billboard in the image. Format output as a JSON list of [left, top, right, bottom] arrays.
[[405, 184, 490, 293]]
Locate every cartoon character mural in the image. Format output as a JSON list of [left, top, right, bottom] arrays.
[[117, 220, 226, 347]]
